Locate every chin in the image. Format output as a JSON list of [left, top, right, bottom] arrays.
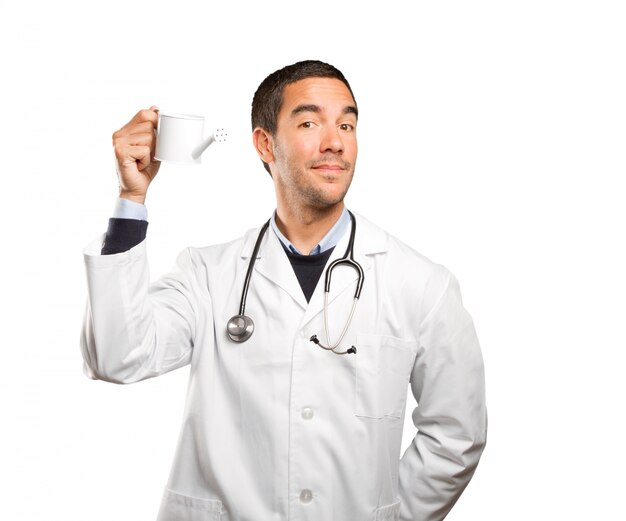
[[310, 188, 350, 208]]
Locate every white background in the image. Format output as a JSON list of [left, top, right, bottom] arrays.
[[1, 1, 624, 519]]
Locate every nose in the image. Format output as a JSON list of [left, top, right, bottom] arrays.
[[319, 125, 343, 154]]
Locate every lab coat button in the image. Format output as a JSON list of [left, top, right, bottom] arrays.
[[301, 407, 314, 420], [299, 489, 313, 503]]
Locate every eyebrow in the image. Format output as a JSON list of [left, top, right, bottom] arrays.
[[291, 104, 359, 118]]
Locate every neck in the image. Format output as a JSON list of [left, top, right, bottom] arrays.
[[275, 203, 344, 255]]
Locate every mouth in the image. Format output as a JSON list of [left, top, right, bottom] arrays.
[[311, 164, 345, 172]]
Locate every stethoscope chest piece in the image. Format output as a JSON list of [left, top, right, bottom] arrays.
[[227, 314, 254, 343]]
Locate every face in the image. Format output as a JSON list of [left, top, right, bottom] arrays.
[[260, 77, 358, 212]]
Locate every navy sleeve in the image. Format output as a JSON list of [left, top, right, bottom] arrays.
[[101, 218, 149, 255]]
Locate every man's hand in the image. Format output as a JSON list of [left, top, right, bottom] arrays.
[[112, 106, 160, 204]]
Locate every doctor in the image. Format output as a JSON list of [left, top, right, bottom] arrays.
[[81, 60, 487, 521]]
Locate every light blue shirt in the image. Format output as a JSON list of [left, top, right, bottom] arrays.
[[269, 208, 350, 255], [113, 197, 148, 220], [112, 198, 351, 255]]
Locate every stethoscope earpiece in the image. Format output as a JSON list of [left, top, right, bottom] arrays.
[[227, 314, 255, 343]]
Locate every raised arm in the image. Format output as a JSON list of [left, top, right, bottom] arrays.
[[80, 107, 199, 384]]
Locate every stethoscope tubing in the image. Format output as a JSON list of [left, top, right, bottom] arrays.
[[228, 211, 363, 354], [238, 219, 270, 316]]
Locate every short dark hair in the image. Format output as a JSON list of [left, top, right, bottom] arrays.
[[251, 60, 357, 174]]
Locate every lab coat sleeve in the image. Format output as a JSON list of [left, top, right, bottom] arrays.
[[80, 234, 199, 384], [398, 265, 487, 521]]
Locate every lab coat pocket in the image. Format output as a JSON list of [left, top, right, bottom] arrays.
[[373, 498, 401, 520], [157, 488, 228, 521], [355, 334, 417, 419]]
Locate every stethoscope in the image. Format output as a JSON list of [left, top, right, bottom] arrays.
[[226, 211, 364, 355]]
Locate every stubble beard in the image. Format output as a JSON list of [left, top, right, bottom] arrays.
[[274, 150, 355, 212]]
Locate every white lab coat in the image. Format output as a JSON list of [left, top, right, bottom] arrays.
[[81, 212, 486, 521]]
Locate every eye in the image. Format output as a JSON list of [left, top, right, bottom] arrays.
[[300, 121, 314, 129], [339, 123, 355, 132]]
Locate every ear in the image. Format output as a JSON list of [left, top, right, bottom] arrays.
[[252, 127, 275, 164]]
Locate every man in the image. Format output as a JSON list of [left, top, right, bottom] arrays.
[[81, 60, 487, 521]]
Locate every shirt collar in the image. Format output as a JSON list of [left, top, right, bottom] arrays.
[[270, 207, 351, 255]]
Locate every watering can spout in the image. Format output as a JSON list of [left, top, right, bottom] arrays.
[[192, 128, 228, 160]]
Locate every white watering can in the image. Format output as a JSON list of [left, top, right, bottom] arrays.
[[155, 112, 227, 164]]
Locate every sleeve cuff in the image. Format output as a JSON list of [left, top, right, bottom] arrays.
[[113, 197, 148, 220]]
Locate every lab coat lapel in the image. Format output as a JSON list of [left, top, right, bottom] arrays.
[[251, 226, 308, 310], [301, 213, 384, 328]]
